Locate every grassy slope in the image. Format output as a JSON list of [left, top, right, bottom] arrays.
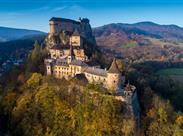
[[157, 68, 183, 75], [121, 41, 137, 48], [157, 68, 183, 83], [146, 37, 183, 47]]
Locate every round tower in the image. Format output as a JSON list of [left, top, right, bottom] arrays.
[[106, 58, 122, 92]]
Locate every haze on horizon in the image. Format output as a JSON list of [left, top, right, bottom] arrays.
[[0, 0, 183, 32]]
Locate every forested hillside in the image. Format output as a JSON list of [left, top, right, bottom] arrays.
[[0, 73, 136, 136], [0, 41, 182, 136], [0, 42, 135, 136], [127, 61, 183, 135], [93, 22, 183, 63]]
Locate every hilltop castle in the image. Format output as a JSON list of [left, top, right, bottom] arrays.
[[44, 17, 126, 92]]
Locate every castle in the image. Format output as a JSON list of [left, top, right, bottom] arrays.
[[44, 17, 140, 126], [44, 17, 126, 92]]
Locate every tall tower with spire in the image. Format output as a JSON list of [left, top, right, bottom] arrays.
[[106, 58, 122, 92], [70, 28, 82, 47]]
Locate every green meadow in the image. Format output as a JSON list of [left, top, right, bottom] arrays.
[[121, 42, 137, 48], [157, 68, 183, 76]]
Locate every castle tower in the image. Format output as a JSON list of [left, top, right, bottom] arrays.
[[46, 64, 51, 75], [70, 29, 82, 47], [124, 82, 134, 97], [49, 17, 59, 34], [45, 61, 52, 75], [106, 58, 122, 92], [67, 45, 75, 64]]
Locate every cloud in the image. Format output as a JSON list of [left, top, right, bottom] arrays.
[[32, 6, 50, 12], [69, 5, 82, 10], [51, 6, 67, 12], [50, 5, 84, 13], [6, 12, 25, 16], [0, 18, 16, 24]]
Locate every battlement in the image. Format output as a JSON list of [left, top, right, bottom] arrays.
[[49, 17, 80, 24]]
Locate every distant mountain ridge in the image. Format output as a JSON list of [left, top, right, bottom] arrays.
[[128, 21, 183, 40], [0, 26, 46, 42], [93, 21, 183, 49], [94, 21, 183, 40]]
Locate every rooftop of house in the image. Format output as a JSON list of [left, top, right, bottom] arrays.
[[72, 29, 80, 36], [55, 59, 69, 67], [84, 67, 107, 77], [70, 59, 87, 66], [108, 58, 121, 74], [49, 57, 87, 67]]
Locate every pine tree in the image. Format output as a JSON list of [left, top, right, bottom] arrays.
[[26, 40, 41, 74]]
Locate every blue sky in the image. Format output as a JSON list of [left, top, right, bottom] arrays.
[[0, 0, 183, 32]]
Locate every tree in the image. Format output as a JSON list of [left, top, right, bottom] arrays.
[[26, 40, 42, 74], [26, 73, 43, 89]]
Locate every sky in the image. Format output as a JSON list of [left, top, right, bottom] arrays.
[[1, 0, 183, 32]]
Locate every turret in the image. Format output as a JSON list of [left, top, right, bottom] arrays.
[[106, 58, 122, 91], [80, 18, 90, 24], [124, 82, 136, 104], [124, 82, 134, 97]]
